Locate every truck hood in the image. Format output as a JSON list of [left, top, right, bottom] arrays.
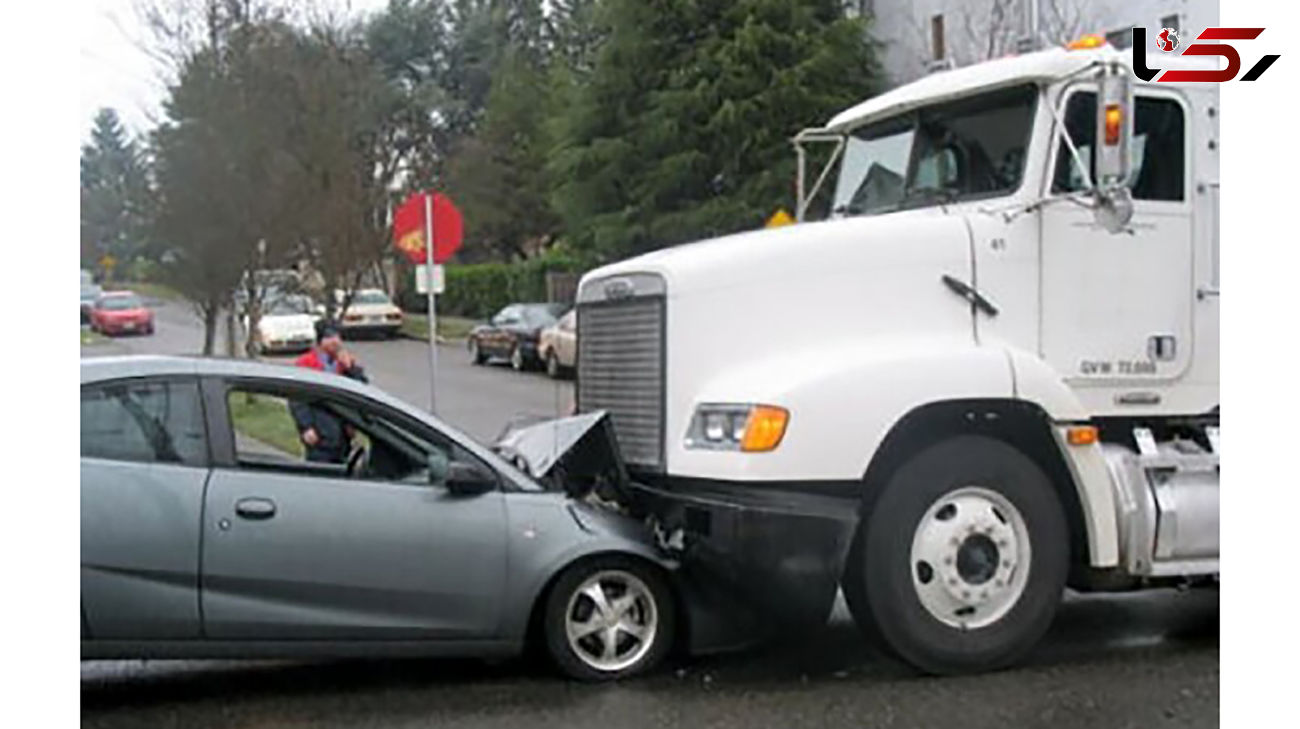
[[580, 209, 973, 300]]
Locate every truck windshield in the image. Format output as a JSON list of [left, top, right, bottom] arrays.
[[832, 84, 1037, 216]]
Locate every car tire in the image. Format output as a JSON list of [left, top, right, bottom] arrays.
[[546, 351, 562, 379], [843, 435, 1068, 675], [469, 338, 486, 365], [543, 556, 675, 681], [510, 344, 526, 372]]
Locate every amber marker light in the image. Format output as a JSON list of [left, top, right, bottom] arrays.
[[1066, 425, 1099, 446], [741, 406, 790, 452]]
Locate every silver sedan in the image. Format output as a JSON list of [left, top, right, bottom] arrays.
[[79, 355, 681, 680]]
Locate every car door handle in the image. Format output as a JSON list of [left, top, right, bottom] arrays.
[[235, 497, 277, 520]]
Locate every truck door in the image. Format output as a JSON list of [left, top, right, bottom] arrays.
[[1039, 87, 1194, 387]]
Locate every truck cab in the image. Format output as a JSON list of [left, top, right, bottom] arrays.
[[574, 42, 1219, 673]]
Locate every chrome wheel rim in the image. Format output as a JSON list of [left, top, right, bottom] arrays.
[[469, 339, 479, 360], [909, 486, 1031, 630], [564, 570, 658, 673], [511, 347, 524, 370]]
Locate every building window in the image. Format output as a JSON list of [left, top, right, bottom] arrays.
[[1105, 28, 1132, 50], [931, 14, 946, 61]]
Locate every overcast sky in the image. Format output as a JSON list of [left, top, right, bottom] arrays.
[[80, 0, 390, 143]]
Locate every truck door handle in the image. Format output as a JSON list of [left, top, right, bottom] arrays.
[[235, 497, 277, 520], [941, 274, 999, 317]]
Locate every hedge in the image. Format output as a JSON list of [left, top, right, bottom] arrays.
[[398, 250, 595, 319]]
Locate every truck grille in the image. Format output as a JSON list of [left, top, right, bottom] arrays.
[[577, 297, 665, 471]]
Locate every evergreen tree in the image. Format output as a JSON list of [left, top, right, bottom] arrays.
[[550, 0, 883, 258], [80, 108, 152, 268]]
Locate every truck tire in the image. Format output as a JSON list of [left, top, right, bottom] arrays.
[[844, 435, 1068, 674], [543, 556, 675, 681]]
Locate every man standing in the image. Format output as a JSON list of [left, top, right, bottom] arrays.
[[289, 324, 368, 463]]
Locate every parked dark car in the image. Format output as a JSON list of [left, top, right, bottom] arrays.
[[469, 303, 569, 371]]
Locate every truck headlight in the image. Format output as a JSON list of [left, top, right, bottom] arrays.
[[686, 404, 789, 452]]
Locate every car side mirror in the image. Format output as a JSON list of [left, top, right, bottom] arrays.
[[426, 449, 450, 487], [445, 461, 497, 496]]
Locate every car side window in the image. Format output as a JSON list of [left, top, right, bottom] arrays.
[[1052, 91, 1186, 202], [225, 386, 492, 486], [81, 379, 208, 466]]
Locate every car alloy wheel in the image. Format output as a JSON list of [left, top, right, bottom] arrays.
[[510, 345, 525, 371], [469, 338, 484, 365], [547, 351, 561, 379], [544, 557, 675, 681]]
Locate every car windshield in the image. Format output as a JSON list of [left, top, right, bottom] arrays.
[[266, 296, 313, 315], [101, 296, 143, 310], [520, 304, 566, 327], [832, 84, 1037, 216], [353, 291, 390, 305]]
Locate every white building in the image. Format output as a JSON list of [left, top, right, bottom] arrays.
[[846, 0, 1219, 87]]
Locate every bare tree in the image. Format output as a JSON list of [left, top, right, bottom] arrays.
[[902, 0, 1097, 77]]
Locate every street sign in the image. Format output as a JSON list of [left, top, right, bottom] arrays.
[[765, 208, 795, 228], [415, 264, 445, 295], [393, 192, 464, 264]]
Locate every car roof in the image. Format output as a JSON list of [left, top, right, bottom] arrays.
[[79, 354, 519, 484]]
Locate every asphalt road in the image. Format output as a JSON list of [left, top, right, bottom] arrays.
[[80, 298, 1219, 729], [81, 297, 576, 444]]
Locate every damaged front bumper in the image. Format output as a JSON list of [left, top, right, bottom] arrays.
[[496, 412, 860, 653]]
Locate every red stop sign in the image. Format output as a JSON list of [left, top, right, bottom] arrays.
[[393, 192, 464, 265]]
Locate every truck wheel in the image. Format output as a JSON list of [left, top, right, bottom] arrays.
[[844, 435, 1067, 674], [543, 556, 675, 681]]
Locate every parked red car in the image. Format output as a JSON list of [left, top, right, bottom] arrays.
[[90, 292, 154, 336]]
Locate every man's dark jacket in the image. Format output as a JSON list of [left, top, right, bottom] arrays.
[[289, 347, 369, 463]]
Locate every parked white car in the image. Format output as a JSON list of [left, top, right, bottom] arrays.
[[335, 288, 403, 338], [247, 295, 320, 354]]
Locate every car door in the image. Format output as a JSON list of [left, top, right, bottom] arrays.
[[199, 378, 509, 640], [1038, 86, 1194, 388], [81, 377, 210, 639], [557, 311, 577, 367]]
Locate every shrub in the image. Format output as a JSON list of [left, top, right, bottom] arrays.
[[398, 249, 595, 318]]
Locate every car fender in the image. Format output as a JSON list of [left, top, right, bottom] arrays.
[[498, 494, 669, 642]]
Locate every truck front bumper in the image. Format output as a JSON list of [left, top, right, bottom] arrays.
[[628, 478, 860, 646]]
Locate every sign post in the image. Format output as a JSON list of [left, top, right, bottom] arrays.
[[424, 194, 438, 413], [393, 191, 464, 415]]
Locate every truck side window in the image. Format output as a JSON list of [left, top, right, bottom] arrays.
[[1052, 92, 1185, 202], [1130, 97, 1185, 201]]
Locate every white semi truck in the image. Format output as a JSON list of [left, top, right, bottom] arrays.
[[571, 41, 1219, 674]]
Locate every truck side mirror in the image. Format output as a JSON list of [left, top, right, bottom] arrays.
[[1093, 62, 1134, 233]]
